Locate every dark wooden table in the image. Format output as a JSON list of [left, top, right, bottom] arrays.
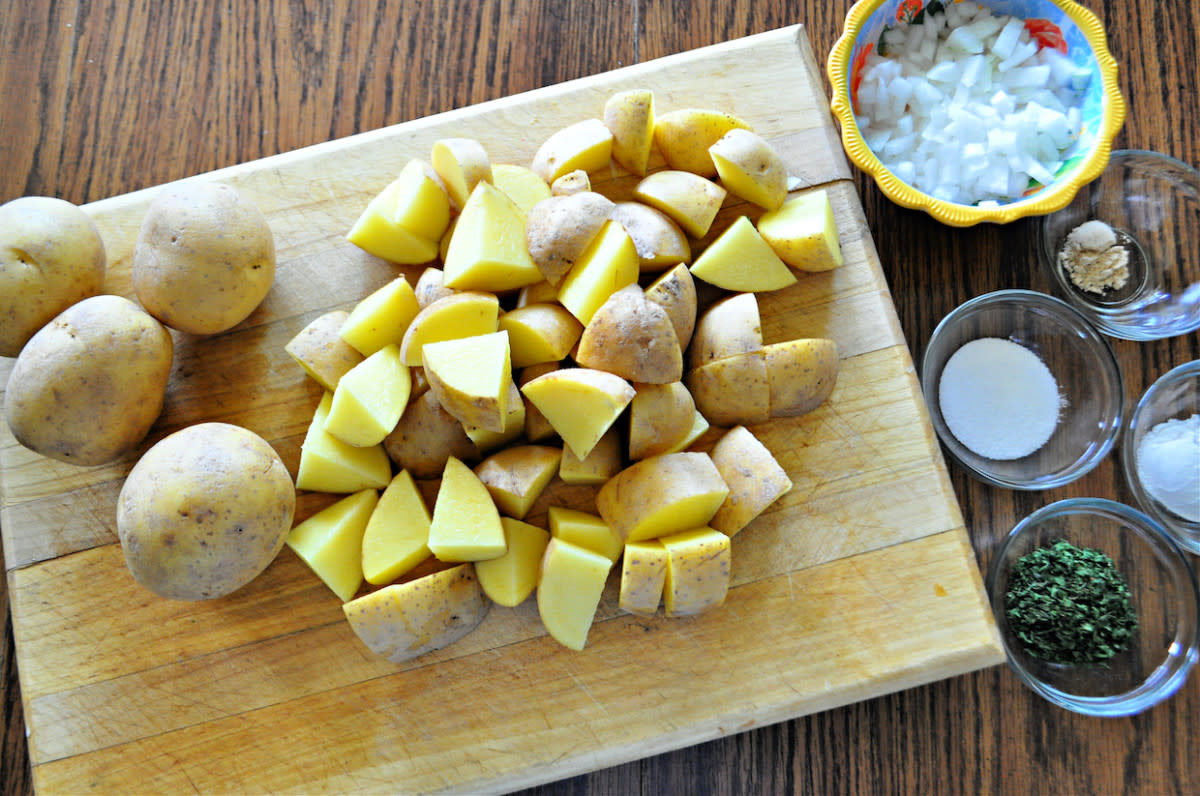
[[2, 1, 1196, 793]]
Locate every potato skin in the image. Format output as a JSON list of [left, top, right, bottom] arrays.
[[132, 181, 275, 335], [0, 196, 107, 357], [116, 422, 296, 601], [4, 295, 173, 466]]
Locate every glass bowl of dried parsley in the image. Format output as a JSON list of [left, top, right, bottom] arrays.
[[986, 497, 1200, 716]]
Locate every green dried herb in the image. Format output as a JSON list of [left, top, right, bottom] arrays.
[[1004, 539, 1138, 666]]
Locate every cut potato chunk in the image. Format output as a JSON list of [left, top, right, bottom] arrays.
[[491, 163, 551, 216], [499, 303, 583, 368], [619, 540, 668, 615], [610, 201, 691, 272], [756, 189, 844, 272], [518, 362, 560, 443], [463, 381, 525, 454], [531, 118, 614, 184], [421, 330, 512, 433], [391, 158, 452, 241], [653, 108, 752, 177], [688, 292, 762, 370], [515, 279, 560, 308], [339, 276, 421, 357], [361, 470, 432, 585], [285, 309, 363, 392], [763, 338, 839, 417], [661, 527, 731, 616], [633, 170, 726, 239], [346, 179, 440, 265], [708, 425, 792, 536], [286, 488, 378, 601], [628, 381, 696, 461], [525, 192, 614, 286], [689, 216, 797, 292], [575, 284, 682, 384], [343, 563, 489, 662], [709, 128, 788, 211], [550, 169, 591, 196], [559, 426, 622, 485], [520, 367, 635, 459], [383, 389, 479, 480], [686, 349, 771, 427], [556, 220, 640, 326], [537, 538, 612, 651], [474, 444, 561, 519], [431, 137, 493, 211], [603, 89, 656, 176], [399, 291, 499, 367], [595, 452, 730, 543], [443, 181, 543, 292], [548, 506, 623, 563], [475, 518, 549, 607], [664, 410, 711, 454], [428, 456, 507, 562], [296, 392, 393, 493], [325, 343, 412, 447], [643, 263, 697, 351], [414, 267, 457, 309]]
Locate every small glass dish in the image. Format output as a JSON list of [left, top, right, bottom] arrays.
[[1121, 360, 1200, 553], [920, 289, 1123, 489], [1038, 150, 1200, 340], [986, 498, 1200, 716]]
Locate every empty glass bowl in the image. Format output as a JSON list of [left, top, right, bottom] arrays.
[[986, 498, 1200, 716], [1122, 360, 1200, 553], [921, 290, 1123, 489], [1038, 149, 1200, 340]]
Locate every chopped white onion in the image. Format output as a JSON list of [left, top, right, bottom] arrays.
[[856, 1, 1091, 205]]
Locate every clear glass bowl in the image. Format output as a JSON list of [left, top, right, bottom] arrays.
[[1122, 360, 1200, 553], [1038, 150, 1200, 340], [986, 498, 1200, 716], [921, 290, 1123, 489]]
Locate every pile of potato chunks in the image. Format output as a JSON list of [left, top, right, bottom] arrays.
[[283, 88, 844, 660]]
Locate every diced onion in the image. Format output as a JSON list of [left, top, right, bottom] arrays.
[[855, 1, 1091, 205]]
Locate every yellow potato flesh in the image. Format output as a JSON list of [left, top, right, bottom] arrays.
[[361, 470, 432, 585], [422, 330, 512, 433], [520, 368, 634, 459], [475, 518, 550, 607], [548, 506, 624, 563], [662, 527, 731, 617], [474, 444, 561, 519], [556, 220, 640, 326], [286, 488, 378, 602], [499, 303, 583, 368], [537, 538, 612, 651], [708, 425, 793, 536], [531, 118, 613, 184], [653, 107, 753, 177], [595, 452, 730, 543], [443, 181, 543, 292], [428, 456, 507, 562], [296, 392, 393, 493], [709, 128, 788, 211], [285, 309, 363, 392], [391, 158, 452, 241], [399, 291, 499, 367], [603, 89, 656, 176], [491, 163, 552, 216], [324, 344, 412, 447], [756, 189, 844, 272], [346, 178, 440, 265], [618, 540, 669, 616], [633, 170, 727, 238], [558, 426, 622, 485], [431, 137, 493, 210], [339, 276, 421, 357], [689, 216, 797, 292]]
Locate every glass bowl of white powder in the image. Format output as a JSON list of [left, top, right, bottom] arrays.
[[1122, 360, 1200, 553], [1038, 150, 1200, 340], [921, 289, 1123, 489]]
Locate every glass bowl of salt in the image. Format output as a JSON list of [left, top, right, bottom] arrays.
[[920, 289, 1123, 489], [1122, 360, 1200, 554]]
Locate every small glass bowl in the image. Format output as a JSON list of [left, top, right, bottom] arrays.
[[1038, 150, 1200, 340], [1122, 360, 1200, 553], [920, 290, 1123, 489], [986, 498, 1200, 716]]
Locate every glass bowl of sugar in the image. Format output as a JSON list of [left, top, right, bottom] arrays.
[[920, 289, 1124, 489], [1122, 360, 1200, 554]]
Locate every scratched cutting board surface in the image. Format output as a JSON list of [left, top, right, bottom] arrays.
[[0, 25, 1004, 794]]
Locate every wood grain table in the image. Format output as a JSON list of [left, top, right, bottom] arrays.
[[2, 1, 1196, 793]]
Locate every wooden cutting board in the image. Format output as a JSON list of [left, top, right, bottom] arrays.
[[0, 25, 1004, 794]]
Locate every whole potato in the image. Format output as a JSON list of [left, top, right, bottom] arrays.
[[4, 295, 173, 466], [116, 422, 296, 601], [132, 181, 275, 335], [0, 196, 107, 357]]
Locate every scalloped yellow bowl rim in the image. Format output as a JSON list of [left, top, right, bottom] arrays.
[[827, 0, 1126, 227]]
